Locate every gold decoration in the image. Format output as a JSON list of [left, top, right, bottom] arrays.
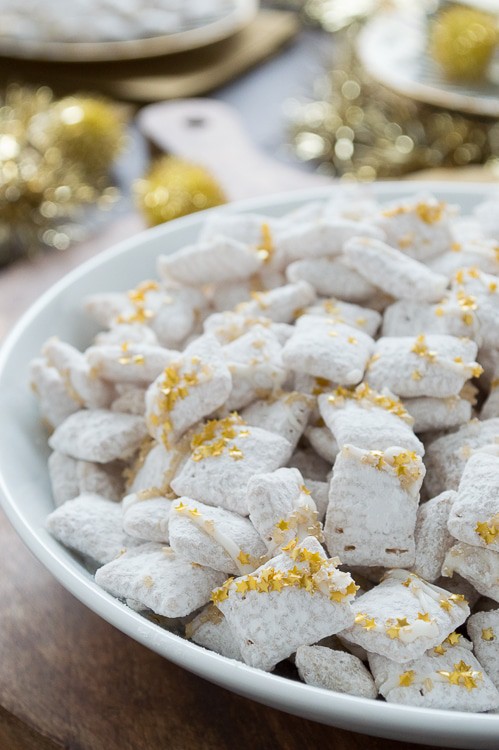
[[430, 6, 497, 82], [288, 25, 499, 180], [135, 155, 226, 227], [49, 96, 126, 180], [437, 659, 483, 691], [0, 85, 122, 265]]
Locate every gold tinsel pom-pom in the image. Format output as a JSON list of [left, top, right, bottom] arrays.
[[430, 5, 497, 81], [0, 86, 123, 264], [135, 156, 226, 226], [49, 96, 126, 179]]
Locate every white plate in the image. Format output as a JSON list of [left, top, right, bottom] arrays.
[[357, 12, 499, 118], [0, 183, 498, 749], [0, 0, 258, 62]]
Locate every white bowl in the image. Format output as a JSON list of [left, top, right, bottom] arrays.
[[1, 183, 498, 749]]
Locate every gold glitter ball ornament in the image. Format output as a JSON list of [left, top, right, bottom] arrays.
[[430, 5, 498, 81], [49, 96, 126, 179], [0, 85, 121, 265], [135, 156, 226, 227]]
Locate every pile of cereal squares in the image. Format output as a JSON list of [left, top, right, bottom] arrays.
[[31, 190, 499, 712]]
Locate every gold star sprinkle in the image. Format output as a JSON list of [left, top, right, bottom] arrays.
[[440, 598, 453, 612], [448, 594, 467, 604], [237, 550, 251, 566], [276, 519, 289, 531], [476, 520, 498, 545], [434, 645, 447, 656], [417, 612, 431, 622], [175, 502, 187, 512], [188, 508, 201, 518], [399, 670, 415, 687], [411, 369, 423, 381], [281, 538, 297, 552], [235, 579, 249, 594], [396, 617, 410, 628], [300, 484, 311, 495], [482, 627, 495, 641], [445, 632, 461, 646], [211, 587, 229, 604], [386, 622, 402, 639], [437, 660, 482, 691], [347, 336, 358, 345]]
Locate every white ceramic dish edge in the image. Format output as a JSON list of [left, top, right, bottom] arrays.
[[1, 183, 499, 748]]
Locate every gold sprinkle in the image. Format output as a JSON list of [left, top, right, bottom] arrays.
[[347, 336, 358, 345], [435, 306, 445, 317], [445, 632, 461, 646], [411, 369, 423, 381], [437, 660, 482, 691], [482, 627, 495, 641], [256, 222, 274, 263], [451, 242, 461, 252], [237, 550, 251, 566], [143, 575, 154, 589], [399, 670, 415, 687], [434, 645, 447, 656], [386, 622, 402, 640], [417, 612, 431, 622], [300, 484, 311, 495], [476, 519, 498, 545], [440, 598, 453, 612]]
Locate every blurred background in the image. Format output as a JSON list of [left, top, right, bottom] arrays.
[[0, 0, 499, 331]]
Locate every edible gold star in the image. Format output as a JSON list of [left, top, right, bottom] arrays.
[[175, 501, 187, 512], [411, 369, 423, 381], [399, 670, 415, 687], [445, 632, 461, 646], [437, 660, 482, 691], [276, 519, 289, 531], [188, 507, 201, 518], [300, 484, 311, 495], [354, 612, 368, 625], [211, 587, 229, 603], [235, 579, 249, 594], [417, 612, 431, 622], [434, 645, 447, 656], [482, 627, 495, 641], [386, 622, 402, 639], [396, 617, 410, 628], [330, 589, 346, 602], [237, 550, 251, 566], [476, 520, 497, 545], [270, 572, 285, 592], [439, 598, 453, 612], [246, 576, 258, 591], [347, 336, 358, 345], [281, 538, 297, 552]]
